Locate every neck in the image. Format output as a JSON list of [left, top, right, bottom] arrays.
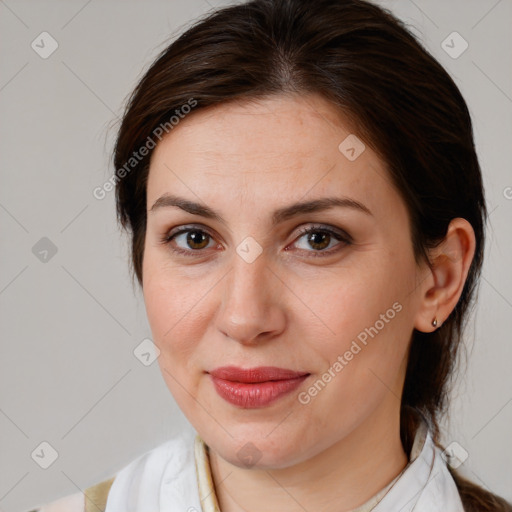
[[208, 402, 409, 512]]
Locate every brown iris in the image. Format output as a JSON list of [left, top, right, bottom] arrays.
[[186, 230, 210, 250], [307, 231, 330, 251]]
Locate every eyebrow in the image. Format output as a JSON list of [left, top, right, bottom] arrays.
[[149, 193, 372, 225]]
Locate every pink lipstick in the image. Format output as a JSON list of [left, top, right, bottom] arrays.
[[209, 366, 309, 408]]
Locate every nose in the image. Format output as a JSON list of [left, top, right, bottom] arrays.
[[214, 251, 287, 346]]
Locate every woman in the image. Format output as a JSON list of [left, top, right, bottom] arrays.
[[28, 0, 511, 510]]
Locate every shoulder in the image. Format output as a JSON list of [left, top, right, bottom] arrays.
[[26, 491, 84, 512], [447, 466, 512, 512], [111, 430, 194, 488], [27, 430, 199, 512], [26, 476, 116, 512], [106, 430, 200, 509], [421, 444, 465, 510], [113, 431, 196, 482]]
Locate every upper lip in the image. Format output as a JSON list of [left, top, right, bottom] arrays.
[[208, 366, 310, 383]]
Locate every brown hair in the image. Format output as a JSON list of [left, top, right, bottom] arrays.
[[113, 0, 511, 509]]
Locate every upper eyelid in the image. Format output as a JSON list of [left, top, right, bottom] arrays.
[[167, 222, 347, 236]]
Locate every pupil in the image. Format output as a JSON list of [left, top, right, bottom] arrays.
[[309, 232, 329, 250]]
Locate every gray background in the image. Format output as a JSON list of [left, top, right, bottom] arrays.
[[0, 0, 511, 510]]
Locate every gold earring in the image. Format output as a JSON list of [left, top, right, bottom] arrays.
[[432, 317, 438, 328]]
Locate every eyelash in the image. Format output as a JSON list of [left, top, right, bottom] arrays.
[[159, 224, 352, 258]]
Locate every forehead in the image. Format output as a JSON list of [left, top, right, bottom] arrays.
[[147, 94, 395, 213]]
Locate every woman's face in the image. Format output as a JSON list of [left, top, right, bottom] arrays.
[[143, 93, 427, 469]]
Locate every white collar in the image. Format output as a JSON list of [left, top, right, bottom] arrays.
[[106, 419, 464, 512]]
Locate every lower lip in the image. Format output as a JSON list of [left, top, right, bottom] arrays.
[[210, 375, 309, 408]]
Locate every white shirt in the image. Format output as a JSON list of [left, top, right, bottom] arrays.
[[31, 418, 465, 511], [105, 420, 465, 512]]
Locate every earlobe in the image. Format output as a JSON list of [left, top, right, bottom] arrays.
[[414, 218, 476, 333]]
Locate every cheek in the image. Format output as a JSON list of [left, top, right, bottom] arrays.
[[143, 271, 206, 414], [300, 254, 414, 342], [142, 253, 205, 373], [296, 251, 416, 391]]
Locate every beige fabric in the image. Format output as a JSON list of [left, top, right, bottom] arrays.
[[85, 476, 116, 512], [195, 434, 222, 512], [27, 475, 115, 512]]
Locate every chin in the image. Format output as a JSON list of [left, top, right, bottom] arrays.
[[207, 428, 310, 470], [222, 446, 295, 470]]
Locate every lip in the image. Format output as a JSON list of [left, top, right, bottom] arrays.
[[208, 366, 310, 408]]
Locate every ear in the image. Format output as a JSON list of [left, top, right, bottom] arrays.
[[414, 218, 476, 333]]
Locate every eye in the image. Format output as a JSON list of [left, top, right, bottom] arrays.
[[290, 225, 351, 256], [160, 226, 218, 256], [160, 224, 351, 258]]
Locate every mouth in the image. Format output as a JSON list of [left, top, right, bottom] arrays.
[[208, 366, 310, 408]]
